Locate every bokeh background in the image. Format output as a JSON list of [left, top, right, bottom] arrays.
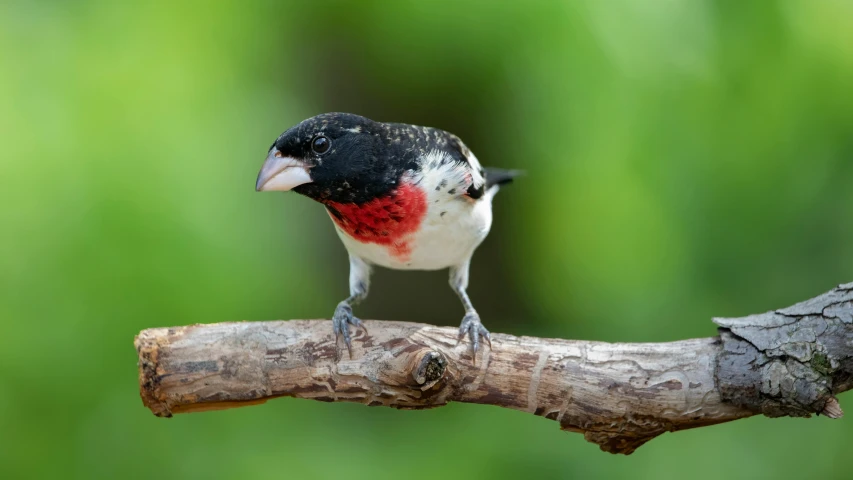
[[2, 1, 852, 478]]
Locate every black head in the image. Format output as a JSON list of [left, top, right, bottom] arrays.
[[255, 113, 419, 204]]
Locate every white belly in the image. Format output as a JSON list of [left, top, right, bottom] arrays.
[[334, 189, 494, 271]]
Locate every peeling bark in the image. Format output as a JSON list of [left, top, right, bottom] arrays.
[[135, 283, 853, 454], [714, 282, 853, 418]]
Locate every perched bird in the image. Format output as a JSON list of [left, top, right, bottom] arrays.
[[256, 113, 519, 359]]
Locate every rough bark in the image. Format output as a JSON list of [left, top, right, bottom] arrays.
[[135, 283, 853, 454]]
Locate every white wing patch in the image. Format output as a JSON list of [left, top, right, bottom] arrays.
[[419, 149, 474, 193]]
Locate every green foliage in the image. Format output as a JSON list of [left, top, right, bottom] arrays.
[[1, 1, 851, 478]]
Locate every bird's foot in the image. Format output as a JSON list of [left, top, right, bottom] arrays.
[[457, 312, 491, 362], [332, 301, 366, 360]]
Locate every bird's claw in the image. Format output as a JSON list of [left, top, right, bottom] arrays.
[[457, 312, 491, 363], [332, 302, 366, 360]]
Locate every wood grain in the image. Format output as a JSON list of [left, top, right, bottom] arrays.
[[136, 283, 853, 454]]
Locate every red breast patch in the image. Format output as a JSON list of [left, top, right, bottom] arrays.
[[324, 182, 428, 261]]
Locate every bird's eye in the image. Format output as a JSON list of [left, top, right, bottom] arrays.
[[311, 135, 331, 154]]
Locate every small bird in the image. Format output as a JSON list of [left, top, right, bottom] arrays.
[[256, 113, 519, 359]]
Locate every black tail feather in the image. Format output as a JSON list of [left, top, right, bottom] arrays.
[[484, 168, 523, 189]]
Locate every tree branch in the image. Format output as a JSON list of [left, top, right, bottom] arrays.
[[135, 282, 853, 454]]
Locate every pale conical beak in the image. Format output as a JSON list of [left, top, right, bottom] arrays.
[[255, 149, 312, 192]]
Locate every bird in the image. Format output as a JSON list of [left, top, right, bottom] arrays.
[[255, 112, 519, 360]]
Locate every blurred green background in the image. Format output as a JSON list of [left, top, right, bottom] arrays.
[[2, 0, 852, 478]]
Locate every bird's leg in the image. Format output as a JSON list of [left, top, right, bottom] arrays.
[[333, 255, 371, 359], [450, 260, 491, 358]]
